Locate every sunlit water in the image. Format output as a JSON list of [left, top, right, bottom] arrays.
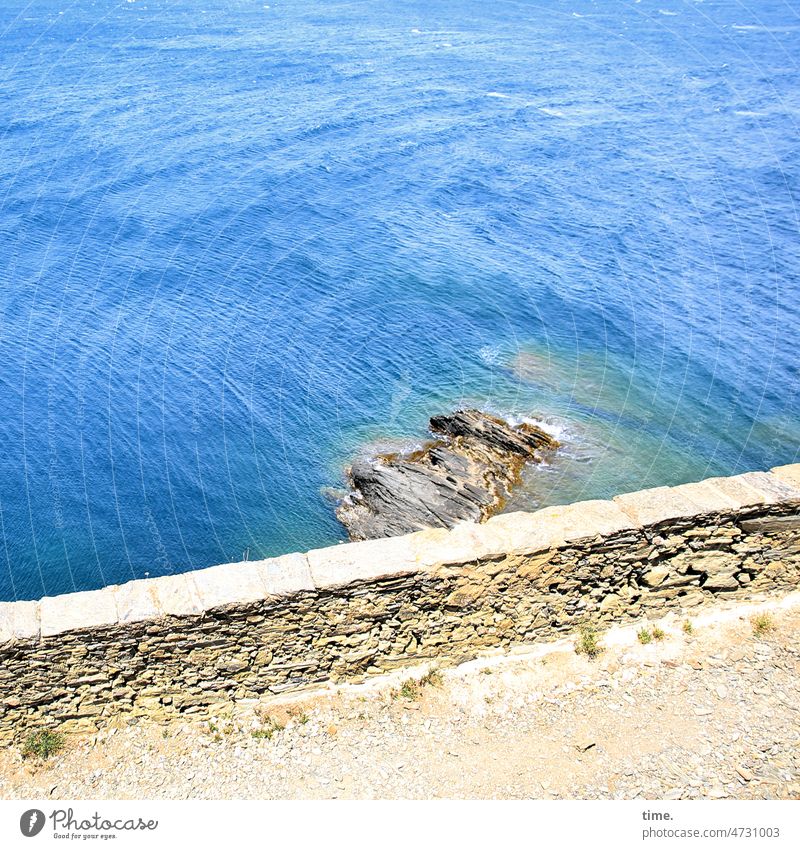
[[1, 0, 798, 601]]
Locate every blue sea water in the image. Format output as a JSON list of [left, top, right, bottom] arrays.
[[1, 0, 798, 602]]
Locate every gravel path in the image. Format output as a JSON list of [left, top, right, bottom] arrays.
[[2, 594, 799, 800]]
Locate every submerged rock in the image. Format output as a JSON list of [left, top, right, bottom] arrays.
[[336, 409, 559, 540]]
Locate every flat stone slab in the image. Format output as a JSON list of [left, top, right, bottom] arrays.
[[614, 486, 704, 526], [192, 561, 269, 610], [405, 518, 549, 567], [529, 499, 636, 544], [0, 600, 40, 642], [393, 523, 483, 568], [671, 479, 742, 513], [40, 589, 118, 638], [256, 553, 315, 597], [113, 580, 161, 624], [709, 471, 800, 507], [770, 463, 800, 491], [736, 471, 800, 502], [150, 574, 204, 618], [307, 534, 427, 590], [739, 514, 800, 534]]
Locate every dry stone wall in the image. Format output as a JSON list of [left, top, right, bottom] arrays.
[[1, 465, 799, 740]]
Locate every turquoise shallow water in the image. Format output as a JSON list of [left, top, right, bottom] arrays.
[[1, 0, 798, 601]]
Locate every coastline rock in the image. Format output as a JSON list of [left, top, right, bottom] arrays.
[[336, 409, 559, 540]]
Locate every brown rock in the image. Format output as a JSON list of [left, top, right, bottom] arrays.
[[336, 409, 558, 540]]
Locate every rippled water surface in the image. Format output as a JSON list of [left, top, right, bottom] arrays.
[[1, 0, 799, 600]]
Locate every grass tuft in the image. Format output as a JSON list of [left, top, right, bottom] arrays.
[[682, 619, 694, 635], [575, 627, 602, 658], [396, 679, 421, 701], [22, 729, 65, 760], [393, 667, 443, 701], [419, 668, 443, 688], [637, 627, 652, 645], [652, 625, 666, 641], [251, 716, 284, 741], [751, 612, 774, 637], [205, 720, 224, 743]]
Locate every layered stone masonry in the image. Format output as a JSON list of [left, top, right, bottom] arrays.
[[1, 465, 799, 739]]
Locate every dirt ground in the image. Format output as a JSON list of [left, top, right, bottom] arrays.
[[2, 593, 799, 800]]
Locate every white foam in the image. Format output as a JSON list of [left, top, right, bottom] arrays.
[[478, 344, 501, 364], [732, 24, 799, 32], [506, 414, 567, 442]]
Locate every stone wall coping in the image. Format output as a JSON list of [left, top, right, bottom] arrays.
[[614, 485, 703, 526], [40, 588, 118, 638], [150, 573, 203, 618], [113, 580, 160, 625], [257, 552, 315, 596], [191, 560, 268, 611], [0, 600, 39, 643], [769, 463, 800, 492], [710, 471, 800, 507], [3, 464, 799, 643], [307, 532, 429, 589]]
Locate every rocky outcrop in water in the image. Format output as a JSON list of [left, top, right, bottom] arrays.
[[336, 409, 559, 540]]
